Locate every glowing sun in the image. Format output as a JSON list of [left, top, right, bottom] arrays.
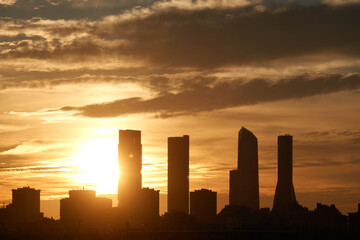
[[73, 138, 118, 194]]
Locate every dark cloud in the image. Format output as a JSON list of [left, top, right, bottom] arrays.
[[260, 155, 360, 171], [58, 73, 360, 118], [0, 33, 45, 43], [101, 3, 360, 68], [1, 3, 360, 69], [2, 37, 106, 60], [304, 130, 360, 137], [0, 0, 162, 20], [304, 130, 332, 137], [262, 0, 322, 7], [337, 130, 360, 137], [294, 157, 360, 168], [349, 137, 360, 144], [303, 130, 360, 144]]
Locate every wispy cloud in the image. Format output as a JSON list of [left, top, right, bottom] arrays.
[[0, 144, 20, 153], [0, 138, 68, 155], [0, 166, 75, 173]]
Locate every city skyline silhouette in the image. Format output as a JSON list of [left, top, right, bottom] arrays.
[[0, 127, 359, 239], [0, 0, 359, 239], [0, 127, 357, 214], [1, 1, 359, 219], [0, 126, 359, 218]]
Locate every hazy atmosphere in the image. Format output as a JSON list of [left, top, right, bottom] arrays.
[[0, 0, 359, 219]]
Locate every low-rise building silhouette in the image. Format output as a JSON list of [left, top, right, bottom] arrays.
[[309, 203, 347, 236], [190, 189, 217, 224], [139, 187, 160, 225], [161, 211, 195, 230], [218, 205, 252, 229], [348, 203, 360, 235], [60, 189, 112, 229], [3, 187, 43, 224]]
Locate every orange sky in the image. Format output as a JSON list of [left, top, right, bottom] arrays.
[[0, 0, 359, 219]]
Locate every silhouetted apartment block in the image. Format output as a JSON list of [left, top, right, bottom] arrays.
[[190, 189, 217, 223], [118, 129, 142, 208], [273, 134, 298, 210], [218, 205, 252, 229], [229, 127, 259, 210], [139, 187, 160, 224], [168, 135, 189, 214], [349, 203, 360, 234], [4, 187, 43, 223], [161, 211, 195, 230], [60, 189, 112, 228], [310, 203, 347, 235]]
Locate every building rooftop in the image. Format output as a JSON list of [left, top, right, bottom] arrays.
[[239, 127, 256, 139]]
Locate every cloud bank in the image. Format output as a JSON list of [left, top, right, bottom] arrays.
[[1, 3, 360, 69], [57, 73, 360, 118]]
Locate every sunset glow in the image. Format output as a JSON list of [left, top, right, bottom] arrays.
[[0, 0, 359, 221], [73, 138, 118, 195]]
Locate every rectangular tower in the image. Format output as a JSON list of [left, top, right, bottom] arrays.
[[229, 127, 259, 210], [118, 130, 142, 208], [168, 135, 189, 214]]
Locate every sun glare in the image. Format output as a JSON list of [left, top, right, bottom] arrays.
[[73, 138, 118, 195]]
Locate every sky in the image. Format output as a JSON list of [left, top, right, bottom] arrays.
[[0, 0, 359, 219]]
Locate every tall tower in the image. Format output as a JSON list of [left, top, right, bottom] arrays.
[[118, 130, 142, 208], [273, 134, 297, 210], [168, 135, 189, 214], [229, 127, 259, 210]]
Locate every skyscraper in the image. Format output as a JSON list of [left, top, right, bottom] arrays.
[[273, 134, 297, 210], [229, 127, 259, 210], [168, 135, 189, 214], [118, 129, 142, 208]]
